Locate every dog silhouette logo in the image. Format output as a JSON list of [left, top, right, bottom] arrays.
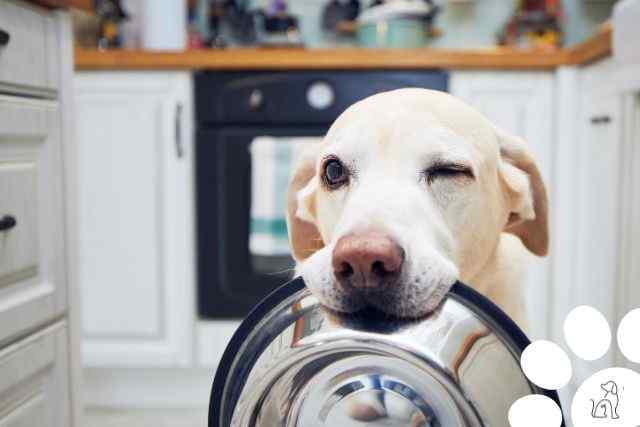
[[590, 380, 620, 419]]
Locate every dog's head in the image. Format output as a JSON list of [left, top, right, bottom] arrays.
[[286, 89, 548, 318], [601, 381, 618, 395]]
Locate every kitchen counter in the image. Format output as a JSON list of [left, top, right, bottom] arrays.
[[75, 23, 611, 71], [25, 0, 92, 11]]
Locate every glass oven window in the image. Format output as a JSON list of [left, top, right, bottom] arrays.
[[248, 136, 322, 275]]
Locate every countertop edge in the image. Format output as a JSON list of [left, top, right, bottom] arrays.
[[565, 22, 612, 66], [74, 24, 612, 71], [25, 0, 93, 11]]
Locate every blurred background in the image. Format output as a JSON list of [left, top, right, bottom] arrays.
[[65, 0, 638, 426], [75, 0, 612, 49]]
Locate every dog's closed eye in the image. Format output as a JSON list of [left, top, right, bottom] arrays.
[[423, 162, 474, 185]]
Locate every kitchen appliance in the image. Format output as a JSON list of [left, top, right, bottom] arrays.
[[208, 277, 563, 426], [321, 0, 361, 32], [139, 0, 186, 50], [195, 71, 448, 319], [497, 0, 563, 50], [357, 0, 440, 48], [257, 0, 302, 47]]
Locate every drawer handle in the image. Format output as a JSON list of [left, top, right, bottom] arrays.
[[175, 102, 183, 158], [590, 115, 611, 125], [0, 28, 9, 47], [0, 215, 17, 232]]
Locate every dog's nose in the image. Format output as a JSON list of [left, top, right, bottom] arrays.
[[332, 233, 404, 290]]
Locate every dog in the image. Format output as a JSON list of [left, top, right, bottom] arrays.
[[591, 381, 620, 419], [286, 89, 548, 328]]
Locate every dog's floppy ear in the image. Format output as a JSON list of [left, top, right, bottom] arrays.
[[497, 128, 549, 256], [286, 143, 324, 261], [602, 381, 617, 394]]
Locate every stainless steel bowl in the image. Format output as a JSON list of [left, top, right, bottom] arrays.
[[209, 278, 562, 426]]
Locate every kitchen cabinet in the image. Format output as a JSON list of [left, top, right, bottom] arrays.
[[560, 59, 640, 391], [617, 94, 640, 333], [74, 72, 195, 367], [0, 322, 70, 427], [571, 85, 622, 386], [0, 96, 67, 346], [0, 2, 78, 426], [574, 93, 621, 324], [0, 1, 59, 95], [450, 71, 554, 340]]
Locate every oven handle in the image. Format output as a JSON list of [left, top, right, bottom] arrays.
[[174, 102, 184, 158]]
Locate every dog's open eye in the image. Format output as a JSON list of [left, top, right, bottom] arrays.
[[424, 163, 474, 185], [322, 157, 349, 189]]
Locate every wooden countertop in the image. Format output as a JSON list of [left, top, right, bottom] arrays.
[[75, 23, 611, 71], [26, 0, 93, 11]]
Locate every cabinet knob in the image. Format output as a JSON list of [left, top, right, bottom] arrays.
[[0, 28, 10, 47], [590, 115, 611, 124], [0, 215, 17, 232], [248, 89, 264, 111]]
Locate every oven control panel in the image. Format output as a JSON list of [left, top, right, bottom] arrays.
[[194, 71, 448, 125]]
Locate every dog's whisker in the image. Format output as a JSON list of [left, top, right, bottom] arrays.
[[265, 267, 297, 276]]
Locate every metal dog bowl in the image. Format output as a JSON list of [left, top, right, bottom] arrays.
[[209, 278, 562, 426]]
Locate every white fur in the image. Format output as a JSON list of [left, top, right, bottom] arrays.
[[288, 89, 547, 327]]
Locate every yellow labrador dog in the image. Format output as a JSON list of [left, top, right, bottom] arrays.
[[286, 89, 547, 329]]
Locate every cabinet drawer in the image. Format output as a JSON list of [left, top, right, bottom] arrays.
[[0, 322, 70, 427], [0, 1, 53, 93], [0, 163, 38, 287], [0, 95, 66, 346]]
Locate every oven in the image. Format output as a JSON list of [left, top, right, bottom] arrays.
[[195, 70, 448, 318]]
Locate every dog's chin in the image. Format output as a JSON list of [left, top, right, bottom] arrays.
[[315, 288, 366, 314], [317, 281, 453, 319]]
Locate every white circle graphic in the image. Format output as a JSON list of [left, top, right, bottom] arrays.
[[509, 395, 562, 427], [564, 305, 611, 361], [618, 309, 640, 363], [521, 340, 572, 390], [571, 367, 640, 427]]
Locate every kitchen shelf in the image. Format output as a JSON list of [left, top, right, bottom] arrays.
[[25, 0, 93, 11], [74, 22, 611, 71]]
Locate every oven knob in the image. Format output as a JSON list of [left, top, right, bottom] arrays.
[[248, 89, 264, 111], [307, 81, 334, 110]]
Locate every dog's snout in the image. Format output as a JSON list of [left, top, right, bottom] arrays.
[[332, 233, 404, 290]]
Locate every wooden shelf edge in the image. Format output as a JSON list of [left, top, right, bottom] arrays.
[[565, 22, 612, 66], [28, 0, 93, 12], [74, 48, 567, 71], [74, 23, 613, 71]]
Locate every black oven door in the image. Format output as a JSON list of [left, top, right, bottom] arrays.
[[197, 126, 327, 318]]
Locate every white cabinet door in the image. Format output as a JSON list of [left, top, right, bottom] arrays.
[[0, 95, 67, 346], [0, 322, 70, 427], [569, 91, 622, 385], [74, 72, 195, 367], [450, 72, 554, 340], [618, 93, 640, 335]]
